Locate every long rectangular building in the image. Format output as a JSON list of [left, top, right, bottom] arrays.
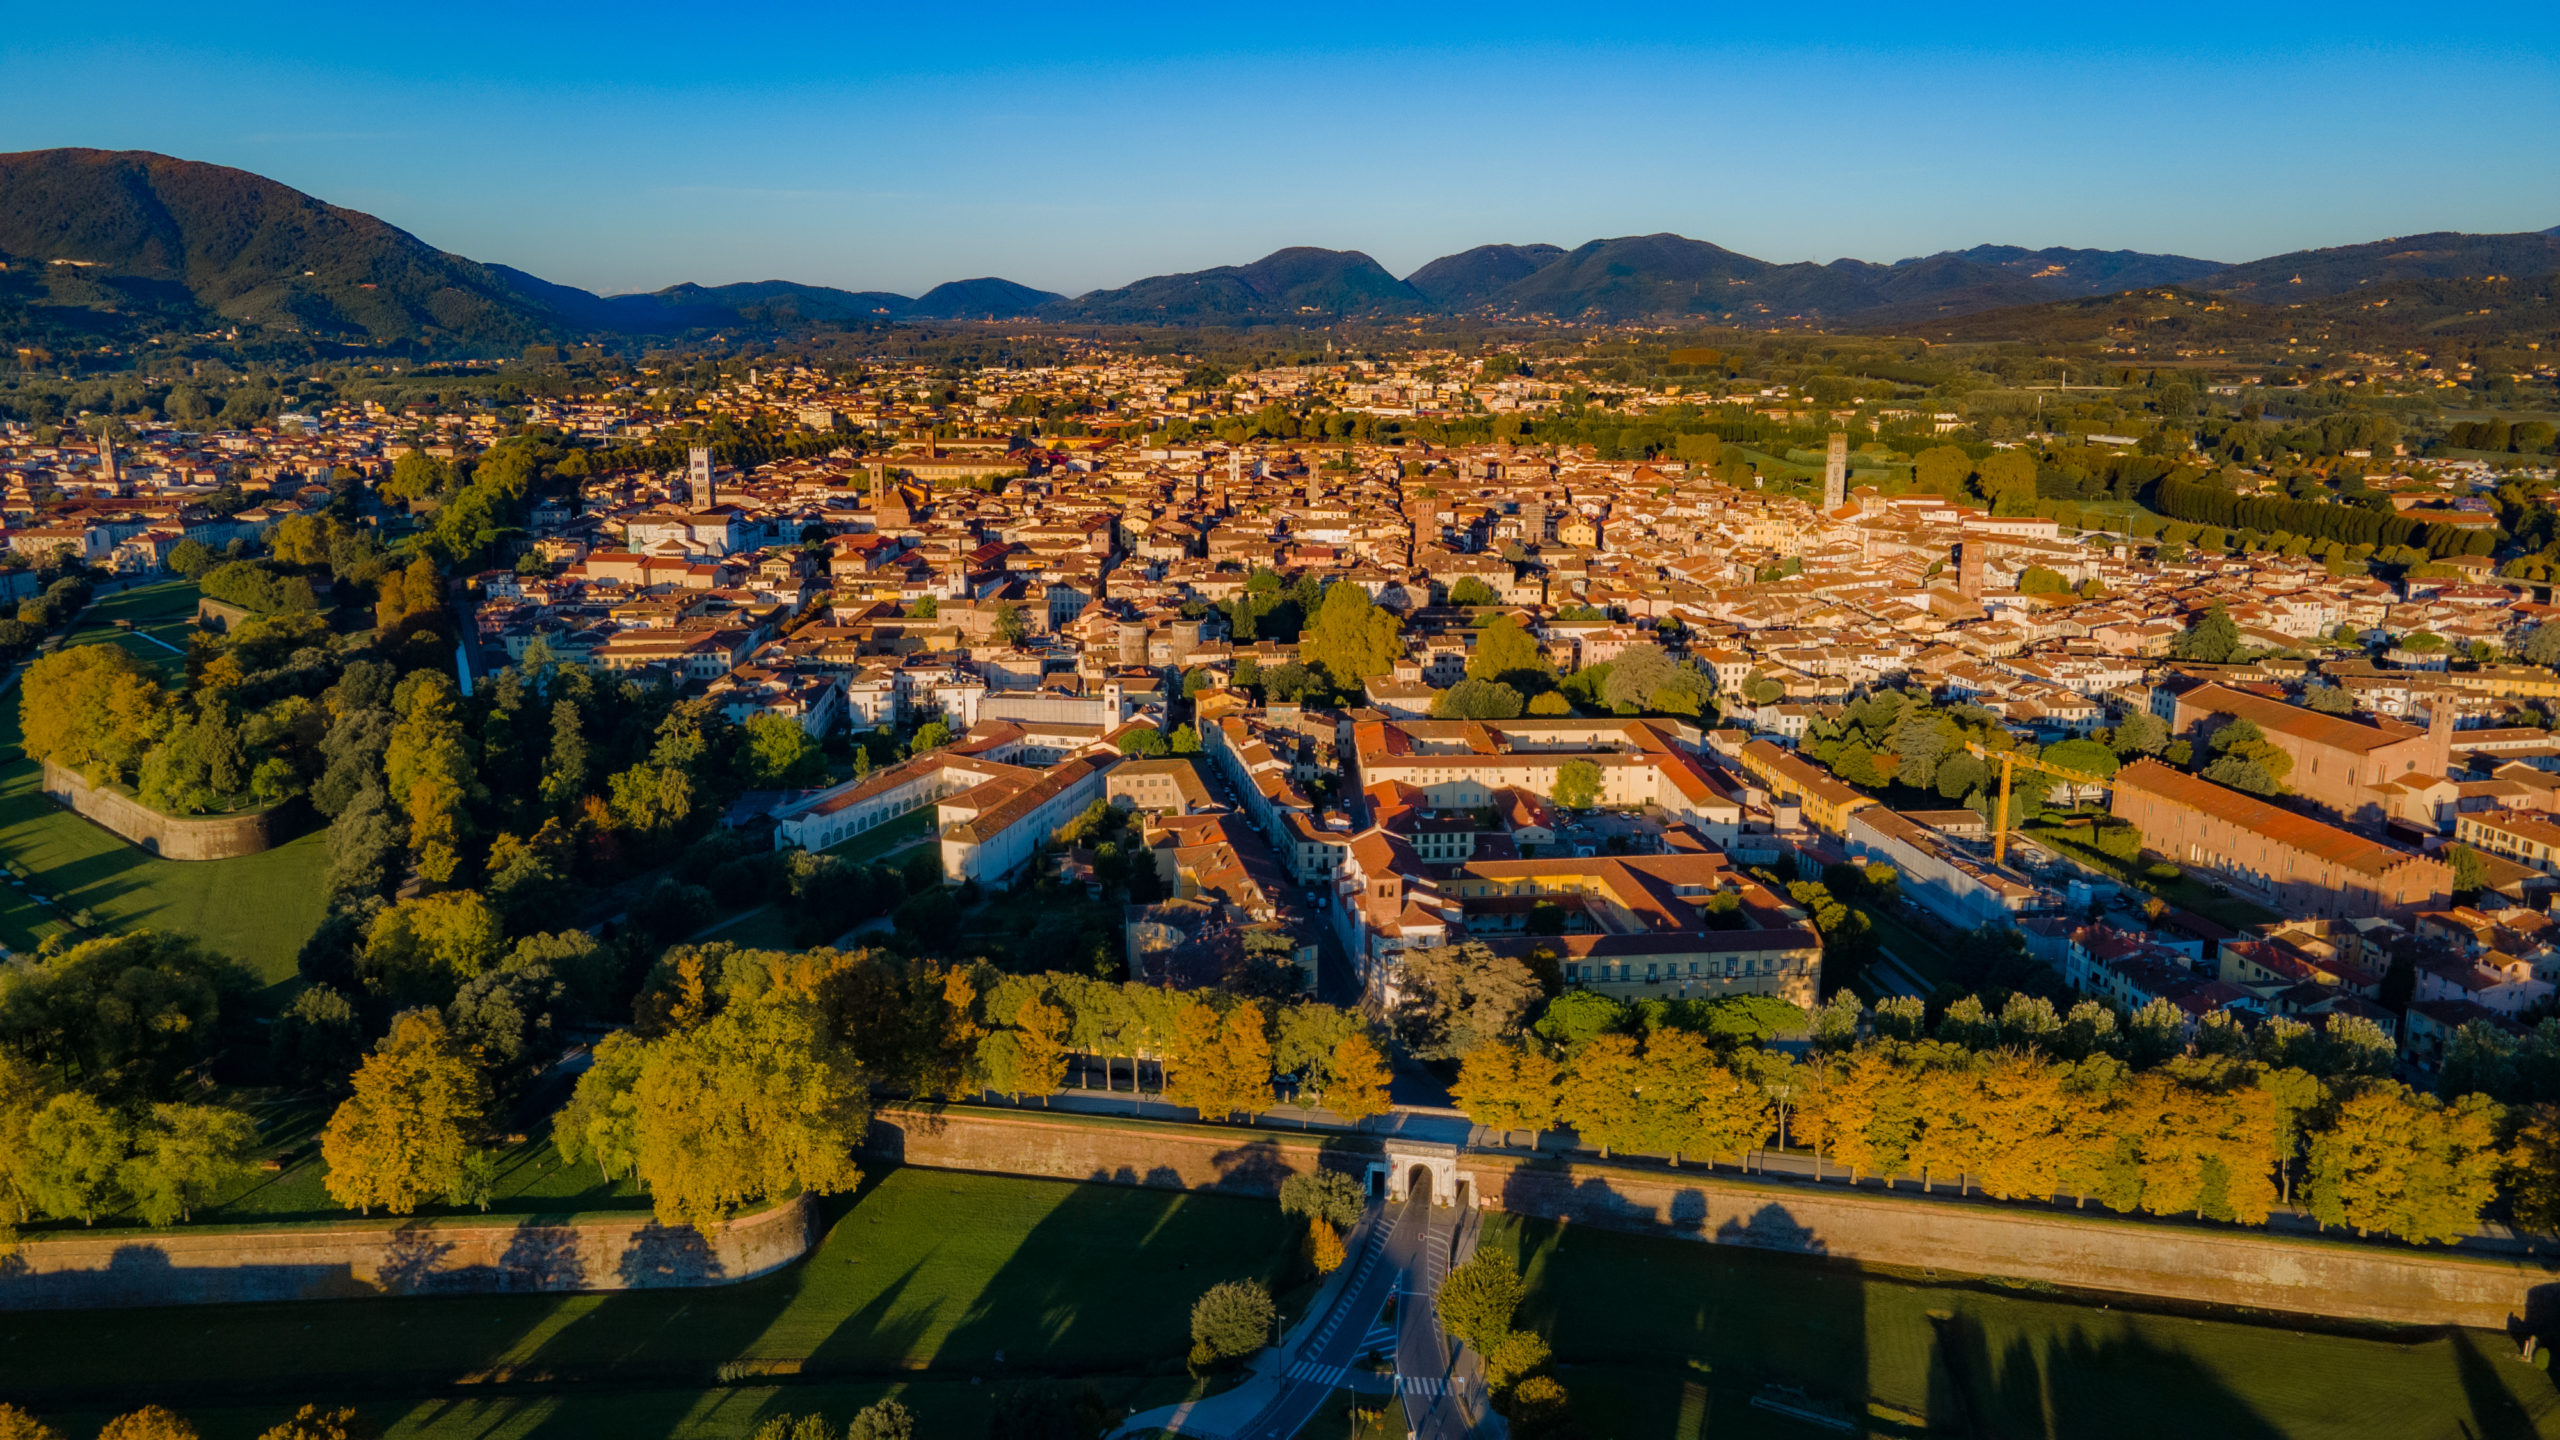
[[2110, 759, 2450, 919]]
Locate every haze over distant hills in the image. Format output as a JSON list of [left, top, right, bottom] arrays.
[[3, 148, 2556, 351]]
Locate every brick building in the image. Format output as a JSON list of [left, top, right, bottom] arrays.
[[2110, 760, 2451, 919], [2169, 684, 2451, 827]]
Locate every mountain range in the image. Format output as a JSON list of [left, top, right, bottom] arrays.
[[4, 148, 2557, 350]]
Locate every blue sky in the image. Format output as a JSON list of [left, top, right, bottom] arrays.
[[4, 2, 2556, 298]]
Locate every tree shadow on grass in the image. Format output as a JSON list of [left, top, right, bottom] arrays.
[[913, 1168, 1298, 1389]]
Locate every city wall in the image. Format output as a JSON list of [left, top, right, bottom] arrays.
[[40, 760, 289, 860], [863, 1104, 1380, 1193], [870, 1106, 2556, 1333], [0, 1194, 813, 1311]]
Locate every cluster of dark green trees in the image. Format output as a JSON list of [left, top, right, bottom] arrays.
[[2154, 474, 2496, 559]]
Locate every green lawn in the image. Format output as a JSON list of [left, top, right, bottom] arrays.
[[819, 806, 935, 867], [0, 1167, 1292, 1438], [26, 1379, 1210, 1440], [1489, 1213, 2560, 1440], [0, 580, 328, 990]]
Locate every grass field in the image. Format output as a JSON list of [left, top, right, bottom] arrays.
[[0, 580, 329, 990], [819, 807, 934, 866], [5, 1164, 2552, 1440], [0, 1167, 1293, 1440], [1488, 1213, 2560, 1440]]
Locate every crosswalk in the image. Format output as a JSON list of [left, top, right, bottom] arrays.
[[1395, 1374, 1463, 1397], [1358, 1322, 1396, 1351], [1287, 1360, 1350, 1386]]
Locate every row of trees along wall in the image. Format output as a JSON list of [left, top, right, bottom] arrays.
[[1453, 984, 2560, 1249]]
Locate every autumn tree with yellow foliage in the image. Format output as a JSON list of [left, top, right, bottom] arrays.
[[321, 1010, 488, 1217]]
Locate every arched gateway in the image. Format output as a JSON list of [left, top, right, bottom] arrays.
[[1368, 1138, 1468, 1208]]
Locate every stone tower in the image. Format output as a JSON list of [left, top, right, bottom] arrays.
[[1822, 433, 1848, 511], [688, 446, 715, 508], [1958, 540, 1985, 599]]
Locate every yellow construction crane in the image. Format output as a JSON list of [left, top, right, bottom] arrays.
[[1963, 742, 2118, 865]]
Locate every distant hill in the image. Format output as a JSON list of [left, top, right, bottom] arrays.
[[1041, 247, 1423, 322], [0, 147, 570, 347], [619, 280, 911, 324], [908, 277, 1062, 319], [1923, 244, 2225, 295], [2200, 229, 2560, 299], [1404, 243, 1565, 307], [2, 148, 2553, 348], [1490, 233, 1772, 319]]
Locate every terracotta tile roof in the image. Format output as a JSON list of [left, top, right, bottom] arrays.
[[2181, 684, 2425, 756], [2114, 760, 2435, 880]]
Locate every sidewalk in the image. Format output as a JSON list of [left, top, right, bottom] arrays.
[[1115, 1207, 1391, 1439]]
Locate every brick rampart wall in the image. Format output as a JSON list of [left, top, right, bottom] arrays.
[[40, 761, 292, 861], [0, 1195, 813, 1311], [874, 1107, 2553, 1332]]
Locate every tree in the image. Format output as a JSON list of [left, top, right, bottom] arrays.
[[2202, 718, 2293, 797], [1601, 644, 1674, 710], [553, 1030, 647, 1181], [738, 713, 822, 787], [121, 1103, 257, 1225], [1977, 451, 2038, 512], [1299, 580, 1401, 686], [24, 1091, 127, 1224], [1559, 1032, 1646, 1158], [1448, 576, 1499, 606], [1279, 1169, 1367, 1230], [2299, 683, 2358, 715], [1012, 997, 1071, 1103], [0, 931, 244, 1099], [2304, 1083, 2502, 1243], [1325, 1033, 1391, 1128], [1451, 1039, 1560, 1143], [321, 1009, 489, 1217], [1437, 1249, 1524, 1354], [1466, 614, 1552, 690], [1393, 940, 1538, 1060], [1190, 1279, 1275, 1364], [991, 602, 1030, 648], [1431, 677, 1525, 720], [1309, 1218, 1347, 1275], [1913, 445, 1972, 495], [384, 671, 476, 882], [2111, 710, 2169, 757], [95, 1410, 198, 1440], [2171, 604, 2244, 664], [540, 699, 588, 815], [1643, 1029, 1770, 1167], [2016, 565, 2068, 594], [255, 1407, 371, 1440], [2446, 844, 2488, 900], [1168, 723, 1201, 755], [1550, 758, 1601, 811], [359, 891, 506, 1006], [834, 1400, 914, 1440], [628, 982, 872, 1228], [18, 643, 168, 785], [2508, 1105, 2560, 1234]]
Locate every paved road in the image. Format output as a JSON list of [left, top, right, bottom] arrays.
[[1224, 1201, 1414, 1440], [1393, 1192, 1474, 1440]]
